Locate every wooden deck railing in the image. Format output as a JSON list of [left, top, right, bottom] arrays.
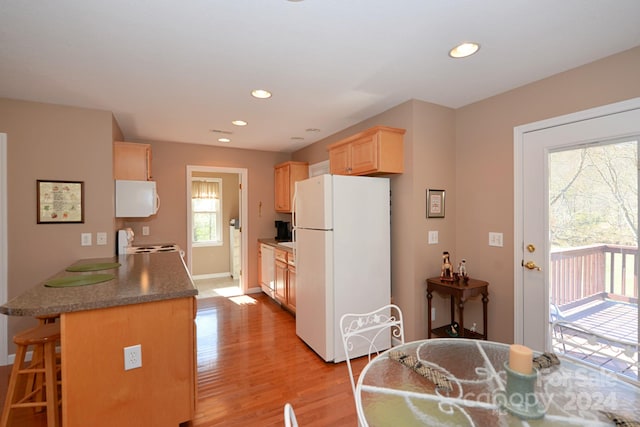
[[550, 244, 638, 307]]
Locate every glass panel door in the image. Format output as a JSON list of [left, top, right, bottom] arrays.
[[548, 138, 638, 381]]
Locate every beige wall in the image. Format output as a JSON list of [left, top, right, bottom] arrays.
[[0, 98, 116, 347], [294, 45, 640, 343], [190, 171, 240, 276], [120, 139, 289, 289], [2, 45, 639, 355], [455, 45, 640, 344], [294, 100, 457, 341]]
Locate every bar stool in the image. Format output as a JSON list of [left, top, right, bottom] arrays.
[[30, 313, 61, 404], [36, 314, 60, 325], [0, 323, 61, 427]]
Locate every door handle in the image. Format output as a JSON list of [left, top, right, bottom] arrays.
[[522, 260, 542, 271]]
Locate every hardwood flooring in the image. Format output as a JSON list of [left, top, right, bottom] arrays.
[[0, 293, 366, 426]]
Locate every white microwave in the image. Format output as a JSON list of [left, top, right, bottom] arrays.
[[115, 180, 159, 217]]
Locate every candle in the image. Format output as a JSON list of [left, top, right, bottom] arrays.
[[509, 344, 533, 374]]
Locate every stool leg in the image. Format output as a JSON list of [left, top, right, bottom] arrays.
[[44, 340, 60, 427], [0, 345, 28, 427], [27, 343, 45, 412]]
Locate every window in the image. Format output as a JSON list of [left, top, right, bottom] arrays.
[[192, 179, 222, 245]]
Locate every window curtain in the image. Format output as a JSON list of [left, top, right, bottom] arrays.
[[192, 180, 219, 199]]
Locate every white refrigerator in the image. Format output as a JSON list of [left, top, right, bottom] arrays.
[[293, 174, 391, 363]]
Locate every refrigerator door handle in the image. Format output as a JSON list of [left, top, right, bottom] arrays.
[[291, 188, 297, 259]]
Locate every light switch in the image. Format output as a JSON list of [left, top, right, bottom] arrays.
[[489, 232, 503, 247], [142, 226, 150, 236], [81, 233, 92, 246], [428, 231, 438, 244]]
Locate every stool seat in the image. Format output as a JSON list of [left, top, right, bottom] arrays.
[[14, 323, 60, 346], [0, 323, 61, 427]]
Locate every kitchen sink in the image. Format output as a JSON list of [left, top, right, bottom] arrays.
[[278, 241, 295, 249]]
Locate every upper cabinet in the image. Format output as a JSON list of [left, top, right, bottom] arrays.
[[328, 126, 405, 176], [114, 141, 152, 180], [275, 161, 309, 213]]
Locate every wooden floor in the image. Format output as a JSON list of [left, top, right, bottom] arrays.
[[0, 293, 366, 426]]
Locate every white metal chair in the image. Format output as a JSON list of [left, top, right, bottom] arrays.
[[551, 319, 639, 383], [283, 402, 298, 427], [340, 304, 405, 425], [549, 302, 567, 352]]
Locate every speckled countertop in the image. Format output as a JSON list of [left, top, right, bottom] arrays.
[[0, 251, 197, 317], [258, 238, 293, 252]]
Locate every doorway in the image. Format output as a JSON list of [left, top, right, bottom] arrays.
[[186, 165, 248, 296], [0, 133, 7, 364], [515, 99, 640, 377]]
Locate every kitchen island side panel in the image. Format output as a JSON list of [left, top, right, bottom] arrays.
[[61, 297, 196, 427]]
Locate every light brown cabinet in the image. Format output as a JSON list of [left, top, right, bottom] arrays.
[[263, 245, 296, 314], [274, 248, 288, 303], [114, 141, 152, 180], [274, 161, 308, 213], [327, 126, 405, 176], [287, 255, 296, 312]]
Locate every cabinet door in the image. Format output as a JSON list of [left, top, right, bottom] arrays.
[[274, 164, 290, 212], [329, 144, 351, 175], [274, 260, 287, 303], [349, 135, 378, 175], [288, 266, 296, 312], [114, 141, 152, 180]]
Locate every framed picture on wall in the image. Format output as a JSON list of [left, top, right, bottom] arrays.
[[427, 189, 445, 218], [37, 180, 85, 223]]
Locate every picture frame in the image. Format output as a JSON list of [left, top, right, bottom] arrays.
[[427, 189, 445, 218], [37, 180, 84, 224]]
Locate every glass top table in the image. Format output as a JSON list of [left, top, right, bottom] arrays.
[[356, 338, 640, 426]]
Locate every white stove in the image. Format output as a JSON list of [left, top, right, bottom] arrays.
[[126, 244, 181, 254]]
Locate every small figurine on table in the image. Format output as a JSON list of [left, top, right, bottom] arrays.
[[458, 259, 468, 282], [446, 321, 460, 337], [441, 251, 454, 280]]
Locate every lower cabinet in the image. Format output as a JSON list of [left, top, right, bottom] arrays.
[[288, 264, 296, 312], [268, 246, 296, 314], [274, 249, 288, 303]]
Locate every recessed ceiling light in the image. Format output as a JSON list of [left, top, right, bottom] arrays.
[[232, 120, 248, 126], [291, 136, 304, 141], [449, 42, 480, 59], [251, 89, 272, 99], [305, 128, 321, 133], [218, 138, 231, 143]]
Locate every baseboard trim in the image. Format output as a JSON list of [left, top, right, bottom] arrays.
[[192, 272, 232, 280]]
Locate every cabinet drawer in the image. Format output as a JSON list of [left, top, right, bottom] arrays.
[[275, 249, 288, 263]]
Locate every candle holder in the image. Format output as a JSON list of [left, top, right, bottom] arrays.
[[497, 361, 545, 420]]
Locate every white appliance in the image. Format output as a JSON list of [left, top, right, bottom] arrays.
[[126, 244, 181, 254], [293, 174, 391, 363], [117, 228, 134, 255], [260, 244, 275, 297], [115, 180, 159, 218]]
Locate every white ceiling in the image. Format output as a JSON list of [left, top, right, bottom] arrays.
[[1, 1, 639, 153]]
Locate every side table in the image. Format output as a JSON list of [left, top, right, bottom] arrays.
[[426, 277, 489, 339]]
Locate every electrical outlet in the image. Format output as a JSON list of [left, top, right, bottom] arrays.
[[81, 233, 92, 246], [124, 344, 142, 370], [142, 226, 150, 236], [96, 232, 107, 245], [428, 230, 438, 244]]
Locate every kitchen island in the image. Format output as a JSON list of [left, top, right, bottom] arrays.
[[0, 251, 197, 427]]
